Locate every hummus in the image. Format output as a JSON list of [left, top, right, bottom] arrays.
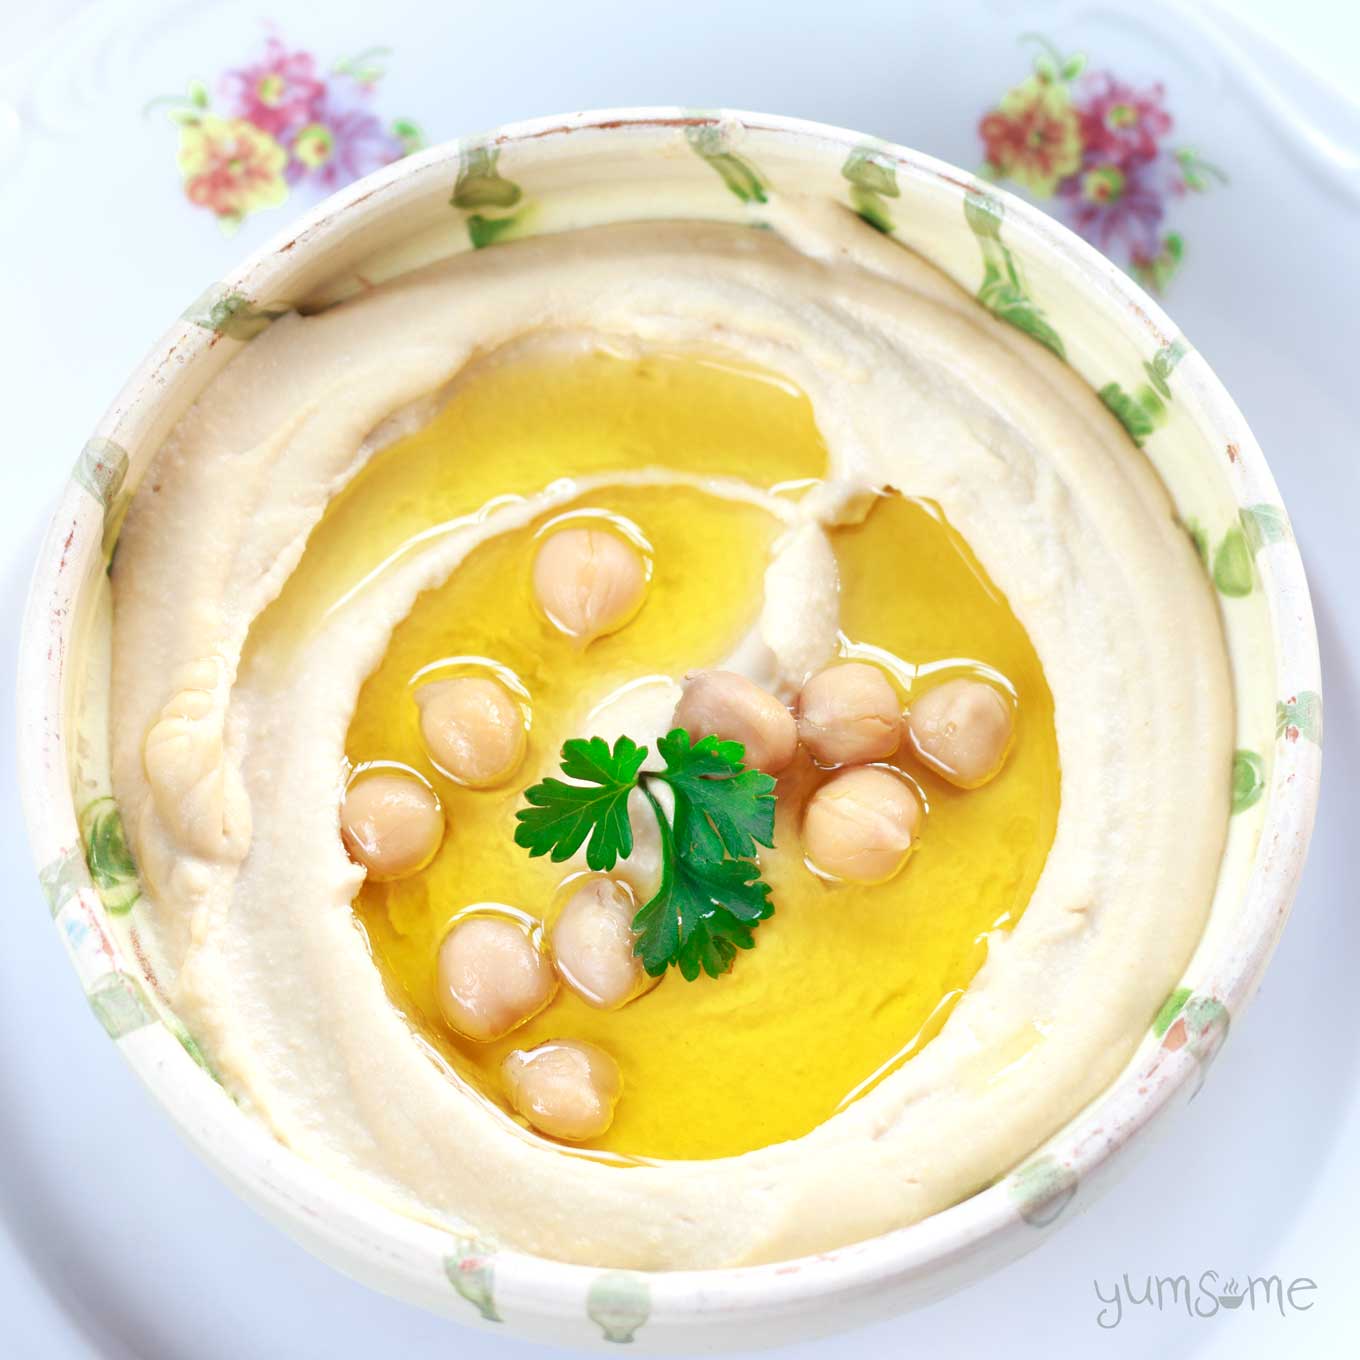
[[110, 212, 1231, 1268]]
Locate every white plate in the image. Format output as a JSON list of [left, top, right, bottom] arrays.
[[0, 0, 1355, 1355]]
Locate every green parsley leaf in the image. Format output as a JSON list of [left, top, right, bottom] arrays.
[[632, 797, 774, 980], [513, 725, 778, 980], [655, 728, 776, 862], [513, 735, 647, 871]]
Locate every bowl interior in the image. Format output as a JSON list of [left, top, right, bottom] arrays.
[[18, 111, 1319, 1346]]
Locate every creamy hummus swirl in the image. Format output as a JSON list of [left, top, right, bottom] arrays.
[[111, 215, 1231, 1268]]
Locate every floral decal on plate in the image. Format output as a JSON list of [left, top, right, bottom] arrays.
[[148, 36, 423, 232], [979, 35, 1225, 291]]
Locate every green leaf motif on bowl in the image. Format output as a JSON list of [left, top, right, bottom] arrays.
[[842, 147, 899, 234], [842, 146, 900, 198], [182, 285, 289, 340], [1182, 517, 1210, 567], [1097, 382, 1157, 446], [1142, 338, 1189, 399], [1152, 985, 1193, 1037], [467, 213, 524, 250], [1230, 750, 1265, 814], [74, 437, 129, 514], [445, 1234, 502, 1323], [451, 146, 527, 249], [39, 843, 88, 919], [1276, 691, 1322, 745], [79, 796, 141, 915], [587, 1271, 652, 1344], [1161, 995, 1230, 1092], [1240, 503, 1291, 555], [451, 145, 523, 209], [964, 187, 1066, 360], [685, 125, 768, 204], [87, 972, 156, 1040], [1211, 525, 1254, 597], [1010, 1154, 1077, 1227]]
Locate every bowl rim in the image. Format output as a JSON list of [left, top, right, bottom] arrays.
[[16, 106, 1322, 1325]]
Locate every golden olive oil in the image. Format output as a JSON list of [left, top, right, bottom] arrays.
[[270, 348, 1058, 1161]]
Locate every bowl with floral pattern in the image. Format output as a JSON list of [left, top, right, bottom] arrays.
[[16, 109, 1320, 1349]]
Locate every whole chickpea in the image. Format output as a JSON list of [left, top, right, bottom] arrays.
[[802, 766, 921, 884], [416, 675, 527, 788], [906, 678, 1014, 788], [532, 525, 648, 643], [340, 770, 443, 881], [502, 1039, 622, 1142], [436, 914, 556, 1042], [797, 662, 902, 765], [550, 878, 657, 1010], [672, 670, 797, 774]]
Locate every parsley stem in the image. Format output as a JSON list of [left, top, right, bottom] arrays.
[[637, 777, 675, 912]]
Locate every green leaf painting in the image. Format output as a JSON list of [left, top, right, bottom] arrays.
[[451, 145, 522, 210], [1240, 503, 1290, 554], [1098, 382, 1157, 446], [74, 437, 129, 514], [964, 187, 1066, 360], [451, 145, 526, 249], [1153, 985, 1192, 1037], [1230, 750, 1265, 814], [1010, 1154, 1078, 1227], [1276, 691, 1322, 745], [466, 214, 523, 250], [182, 285, 289, 340], [587, 1271, 652, 1345], [1183, 518, 1209, 567], [842, 147, 900, 234], [445, 1235, 502, 1323], [86, 972, 156, 1040], [1211, 525, 1254, 597], [685, 125, 768, 204], [39, 844, 87, 918], [1142, 338, 1189, 399], [78, 797, 141, 915]]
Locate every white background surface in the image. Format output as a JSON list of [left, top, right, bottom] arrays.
[[1, 0, 1357, 1355]]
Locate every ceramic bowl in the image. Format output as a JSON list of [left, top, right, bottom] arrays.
[[16, 109, 1321, 1350]]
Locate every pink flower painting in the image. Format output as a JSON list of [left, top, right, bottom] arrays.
[[151, 36, 423, 232], [978, 36, 1225, 291]]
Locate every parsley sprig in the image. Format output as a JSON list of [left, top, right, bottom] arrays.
[[514, 729, 776, 980]]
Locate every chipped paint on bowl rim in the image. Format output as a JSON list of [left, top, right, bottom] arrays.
[[16, 109, 1321, 1350]]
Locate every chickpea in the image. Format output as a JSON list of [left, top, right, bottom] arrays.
[[532, 526, 647, 643], [906, 678, 1014, 788], [340, 771, 443, 881], [436, 914, 556, 1042], [415, 676, 526, 788], [797, 662, 902, 765], [673, 670, 798, 775], [802, 767, 921, 883], [502, 1039, 622, 1142], [550, 878, 657, 1010]]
